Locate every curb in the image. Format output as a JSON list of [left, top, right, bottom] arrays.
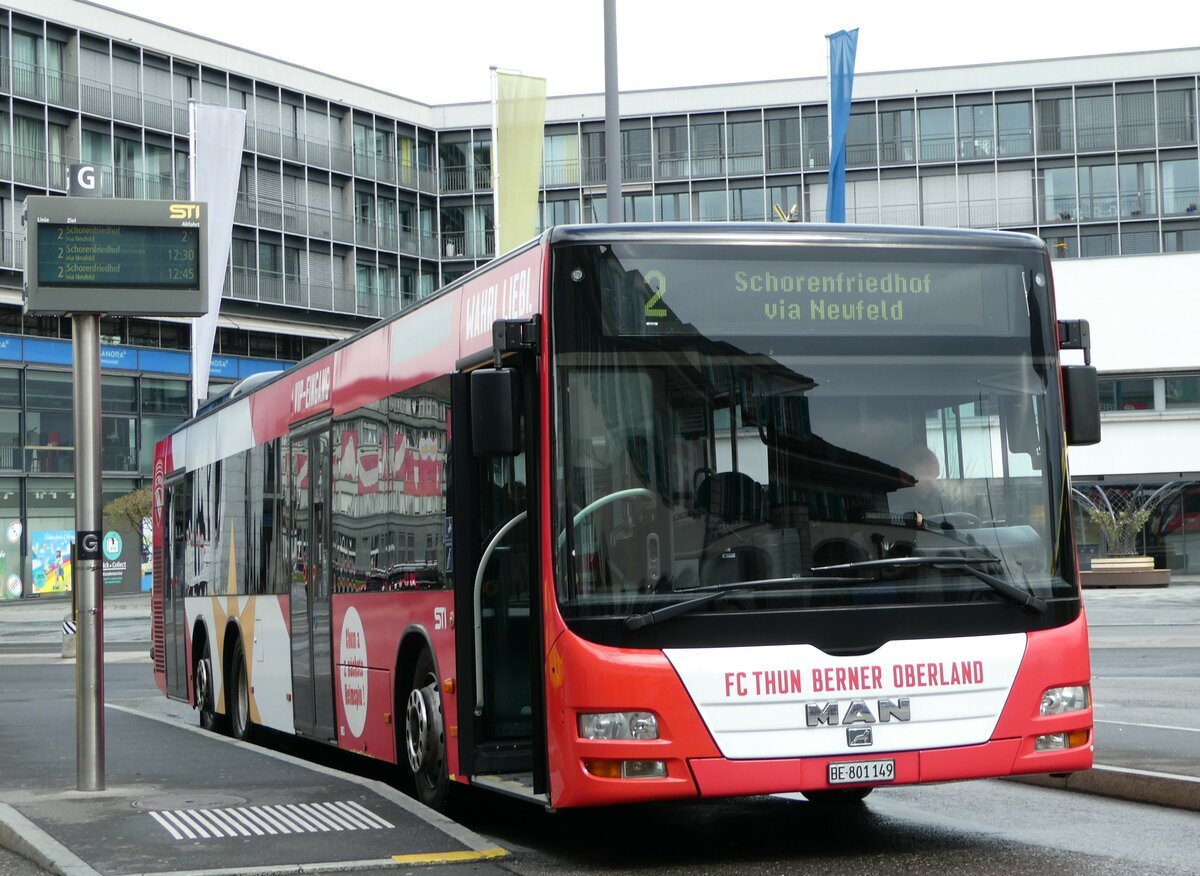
[[0, 802, 102, 876], [1010, 764, 1200, 811]]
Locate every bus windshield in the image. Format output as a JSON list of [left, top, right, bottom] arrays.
[[550, 238, 1075, 645]]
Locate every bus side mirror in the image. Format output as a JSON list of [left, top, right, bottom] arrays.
[[471, 368, 521, 457], [1063, 365, 1101, 446]]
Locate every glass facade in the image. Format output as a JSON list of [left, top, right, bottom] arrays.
[[1, 5, 1198, 588]]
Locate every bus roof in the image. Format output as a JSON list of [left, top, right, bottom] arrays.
[[546, 222, 1047, 252]]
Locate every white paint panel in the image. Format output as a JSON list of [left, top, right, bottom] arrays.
[[390, 298, 454, 370], [180, 397, 254, 472], [665, 633, 1026, 759], [249, 596, 295, 733], [185, 595, 294, 734]]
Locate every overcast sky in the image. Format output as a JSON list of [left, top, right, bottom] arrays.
[[92, 0, 1197, 105]]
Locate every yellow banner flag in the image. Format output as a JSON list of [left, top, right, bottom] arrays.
[[495, 72, 546, 255]]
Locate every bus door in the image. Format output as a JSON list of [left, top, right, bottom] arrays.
[[162, 474, 189, 700], [454, 332, 548, 797], [286, 422, 336, 741]]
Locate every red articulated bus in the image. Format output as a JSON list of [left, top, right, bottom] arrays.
[[152, 223, 1101, 811]]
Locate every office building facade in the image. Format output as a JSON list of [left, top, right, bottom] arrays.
[[2, 0, 1198, 594]]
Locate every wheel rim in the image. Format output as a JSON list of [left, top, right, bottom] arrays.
[[405, 686, 430, 773], [197, 657, 213, 713], [405, 676, 443, 781]]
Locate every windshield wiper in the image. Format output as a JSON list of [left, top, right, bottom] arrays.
[[812, 556, 1047, 613], [624, 576, 857, 630]]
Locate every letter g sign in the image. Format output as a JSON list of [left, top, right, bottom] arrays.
[[68, 163, 100, 197]]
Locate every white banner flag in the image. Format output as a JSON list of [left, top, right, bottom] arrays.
[[189, 102, 246, 412]]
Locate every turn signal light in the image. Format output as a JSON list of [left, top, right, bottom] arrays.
[[584, 759, 667, 779], [1034, 729, 1090, 751]]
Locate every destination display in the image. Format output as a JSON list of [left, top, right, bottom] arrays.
[[603, 246, 1031, 339], [23, 196, 208, 317], [37, 224, 199, 290]]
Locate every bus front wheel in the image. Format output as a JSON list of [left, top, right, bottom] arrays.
[[229, 637, 255, 742], [405, 650, 448, 810]]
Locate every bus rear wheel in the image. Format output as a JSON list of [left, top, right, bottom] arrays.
[[229, 637, 255, 742], [404, 650, 448, 810]]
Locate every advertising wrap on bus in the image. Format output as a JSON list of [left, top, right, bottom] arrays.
[[152, 224, 1097, 814]]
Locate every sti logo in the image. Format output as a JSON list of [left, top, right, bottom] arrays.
[[169, 203, 201, 220]]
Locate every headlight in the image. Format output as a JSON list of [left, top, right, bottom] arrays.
[[1040, 685, 1090, 716], [578, 711, 659, 740]]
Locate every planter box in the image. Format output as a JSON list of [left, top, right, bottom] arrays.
[[1082, 555, 1171, 588]]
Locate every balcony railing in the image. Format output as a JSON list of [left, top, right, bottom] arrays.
[[1163, 187, 1200, 215], [440, 229, 495, 259], [12, 147, 45, 186], [0, 231, 24, 270], [766, 144, 802, 171], [543, 159, 579, 188], [440, 165, 470, 194]]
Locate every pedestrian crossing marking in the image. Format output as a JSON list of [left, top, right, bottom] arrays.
[[149, 800, 394, 841]]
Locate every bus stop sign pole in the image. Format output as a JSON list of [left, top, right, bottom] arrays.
[[72, 314, 105, 792], [23, 195, 208, 793]]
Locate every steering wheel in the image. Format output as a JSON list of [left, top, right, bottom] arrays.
[[568, 487, 657, 537], [928, 511, 983, 529]]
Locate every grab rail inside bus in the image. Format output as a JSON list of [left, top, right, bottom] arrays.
[[474, 510, 528, 716], [474, 488, 656, 716]]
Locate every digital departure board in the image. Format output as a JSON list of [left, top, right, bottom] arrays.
[[23, 196, 208, 316], [37, 224, 199, 289]]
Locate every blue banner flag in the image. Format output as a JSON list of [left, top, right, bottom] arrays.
[[826, 28, 859, 223]]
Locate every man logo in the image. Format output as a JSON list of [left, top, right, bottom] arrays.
[[847, 727, 873, 747], [169, 203, 201, 220]]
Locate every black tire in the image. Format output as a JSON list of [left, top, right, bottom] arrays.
[[800, 787, 873, 805], [404, 649, 448, 810], [195, 636, 227, 734], [229, 637, 255, 742]]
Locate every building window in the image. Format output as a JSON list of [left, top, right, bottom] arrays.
[[918, 106, 954, 162], [1116, 90, 1156, 150], [997, 100, 1033, 157], [1080, 228, 1117, 258], [878, 108, 914, 164], [1158, 88, 1197, 147], [727, 120, 763, 176], [801, 110, 828, 169], [1036, 96, 1073, 153], [1041, 166, 1077, 222], [1162, 159, 1199, 215], [1078, 163, 1118, 221], [729, 185, 765, 221], [1164, 227, 1200, 252], [957, 103, 994, 159], [656, 191, 689, 222], [1076, 94, 1115, 151], [1098, 377, 1154, 411], [1120, 228, 1158, 255], [765, 116, 801, 171], [1165, 376, 1200, 409], [693, 189, 727, 222], [846, 110, 877, 167], [1119, 161, 1158, 217]]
